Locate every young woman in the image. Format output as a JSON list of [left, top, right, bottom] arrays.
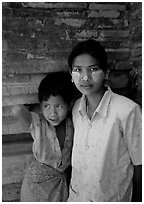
[[12, 72, 74, 201], [67, 39, 142, 202]]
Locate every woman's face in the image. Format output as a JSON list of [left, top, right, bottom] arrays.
[[72, 54, 105, 96]]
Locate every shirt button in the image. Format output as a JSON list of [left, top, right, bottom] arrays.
[[88, 123, 92, 129]]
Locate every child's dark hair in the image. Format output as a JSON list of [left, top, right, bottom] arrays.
[[68, 39, 107, 73], [38, 72, 73, 104]]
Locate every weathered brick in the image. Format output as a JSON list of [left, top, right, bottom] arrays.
[[75, 30, 98, 39], [3, 59, 68, 75], [2, 116, 30, 134], [2, 74, 30, 84], [109, 72, 129, 88], [115, 61, 133, 70], [131, 42, 142, 49], [106, 48, 130, 53], [2, 183, 21, 202], [130, 2, 142, 12], [131, 47, 142, 57], [93, 19, 129, 29], [2, 106, 13, 117], [88, 10, 120, 18], [131, 26, 142, 42], [55, 18, 86, 28], [100, 30, 130, 38], [107, 50, 130, 61], [57, 11, 86, 18], [2, 5, 13, 17], [2, 39, 8, 50], [30, 74, 46, 84], [2, 2, 11, 7], [2, 133, 32, 143], [89, 3, 126, 11], [3, 84, 38, 96], [21, 2, 88, 9], [3, 142, 32, 157], [2, 104, 40, 117], [2, 94, 38, 106]]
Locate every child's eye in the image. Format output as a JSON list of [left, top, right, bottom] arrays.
[[57, 105, 64, 109], [44, 104, 50, 108]]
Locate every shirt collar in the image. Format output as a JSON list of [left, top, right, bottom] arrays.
[[79, 87, 112, 119]]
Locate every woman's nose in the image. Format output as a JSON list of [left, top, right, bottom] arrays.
[[82, 74, 89, 81], [81, 70, 90, 81]]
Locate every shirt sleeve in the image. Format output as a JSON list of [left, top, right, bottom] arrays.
[[29, 112, 40, 140], [123, 104, 142, 165]]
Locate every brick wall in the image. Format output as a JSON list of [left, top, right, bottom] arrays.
[[2, 2, 142, 201]]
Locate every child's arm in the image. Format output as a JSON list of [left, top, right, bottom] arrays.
[[131, 165, 142, 202], [12, 104, 32, 128]]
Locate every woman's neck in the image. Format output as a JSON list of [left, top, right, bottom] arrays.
[[86, 88, 106, 119]]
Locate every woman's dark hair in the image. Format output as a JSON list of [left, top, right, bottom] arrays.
[[38, 72, 74, 104], [68, 39, 107, 73]]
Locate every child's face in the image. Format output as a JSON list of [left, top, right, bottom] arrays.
[[72, 54, 105, 96], [41, 95, 69, 126]]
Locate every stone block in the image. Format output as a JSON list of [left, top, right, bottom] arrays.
[[88, 10, 120, 18], [75, 30, 98, 39], [89, 3, 126, 11], [2, 74, 30, 84], [30, 74, 46, 84], [22, 2, 87, 9], [3, 84, 38, 96], [2, 106, 13, 117], [116, 62, 132, 70], [2, 94, 38, 106], [2, 152, 32, 185], [55, 18, 86, 28], [100, 30, 130, 38], [3, 59, 68, 75], [2, 115, 30, 134], [2, 183, 21, 202]]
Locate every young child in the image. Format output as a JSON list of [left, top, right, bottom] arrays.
[[12, 72, 74, 202], [67, 39, 142, 202]]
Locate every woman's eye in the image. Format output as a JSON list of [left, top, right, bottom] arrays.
[[73, 67, 81, 72], [90, 67, 100, 72]]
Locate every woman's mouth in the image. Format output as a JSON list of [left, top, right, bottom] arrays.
[[81, 84, 93, 89]]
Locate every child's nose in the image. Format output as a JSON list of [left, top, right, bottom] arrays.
[[50, 107, 57, 117]]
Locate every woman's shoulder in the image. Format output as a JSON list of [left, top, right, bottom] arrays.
[[111, 91, 141, 114], [72, 98, 81, 112]]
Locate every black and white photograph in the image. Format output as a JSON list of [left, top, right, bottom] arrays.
[[2, 1, 142, 202]]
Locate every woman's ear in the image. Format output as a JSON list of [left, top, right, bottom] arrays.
[[104, 71, 109, 87], [68, 100, 75, 111]]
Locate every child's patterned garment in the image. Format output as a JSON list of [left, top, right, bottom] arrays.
[[21, 158, 68, 201], [20, 113, 73, 202]]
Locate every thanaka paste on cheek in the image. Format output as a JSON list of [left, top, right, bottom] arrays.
[[72, 72, 80, 84], [92, 70, 105, 82]]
